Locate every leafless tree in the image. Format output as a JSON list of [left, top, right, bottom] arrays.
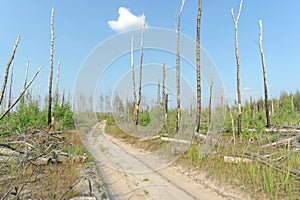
[[131, 36, 138, 124], [21, 59, 29, 104], [231, 0, 243, 136], [194, 0, 202, 133], [8, 62, 14, 115], [0, 35, 20, 106], [258, 20, 270, 128], [162, 63, 167, 121], [48, 8, 55, 129], [157, 80, 161, 104], [176, 0, 186, 133], [208, 68, 213, 125], [55, 60, 61, 104]]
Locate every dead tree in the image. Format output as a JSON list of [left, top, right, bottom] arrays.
[[22, 59, 29, 103], [157, 80, 161, 104], [132, 22, 145, 125], [8, 62, 14, 115], [208, 68, 213, 125], [137, 21, 145, 124], [176, 0, 186, 133], [99, 94, 104, 113], [55, 60, 61, 104], [48, 8, 55, 129], [259, 20, 270, 128], [131, 36, 138, 124], [231, 0, 243, 136], [194, 0, 202, 133], [162, 63, 167, 121], [0, 35, 20, 106]]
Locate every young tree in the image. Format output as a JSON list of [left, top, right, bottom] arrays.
[[194, 0, 202, 133], [258, 20, 270, 128], [48, 8, 55, 129], [231, 0, 243, 136], [176, 0, 186, 133]]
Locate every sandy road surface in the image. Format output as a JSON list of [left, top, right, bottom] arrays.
[[81, 121, 231, 200]]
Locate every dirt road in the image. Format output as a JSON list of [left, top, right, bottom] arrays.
[[81, 121, 239, 200]]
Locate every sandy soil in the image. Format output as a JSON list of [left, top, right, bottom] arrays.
[[81, 121, 247, 200]]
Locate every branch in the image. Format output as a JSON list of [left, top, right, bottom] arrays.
[[0, 66, 42, 121]]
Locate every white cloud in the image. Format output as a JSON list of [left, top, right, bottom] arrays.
[[243, 87, 251, 91], [108, 7, 148, 32]]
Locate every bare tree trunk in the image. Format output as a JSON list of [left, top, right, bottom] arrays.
[[55, 60, 61, 104], [99, 94, 103, 113], [8, 62, 14, 116], [22, 59, 29, 104], [0, 35, 20, 106], [48, 8, 55, 129], [208, 74, 213, 125], [61, 89, 65, 107], [231, 0, 243, 136], [162, 63, 166, 121], [250, 96, 254, 119], [137, 22, 145, 125], [131, 36, 138, 124], [258, 20, 270, 128], [176, 0, 186, 133], [194, 0, 202, 133], [157, 80, 161, 104]]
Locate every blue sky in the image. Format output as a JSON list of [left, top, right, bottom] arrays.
[[0, 1, 299, 107]]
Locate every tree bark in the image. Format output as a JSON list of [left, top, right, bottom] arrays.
[[231, 0, 243, 136], [259, 20, 270, 128], [48, 8, 55, 129], [176, 0, 186, 133], [55, 60, 61, 104], [0, 35, 20, 106]]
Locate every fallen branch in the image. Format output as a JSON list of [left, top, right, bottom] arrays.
[[139, 135, 160, 142], [224, 155, 253, 163], [161, 137, 191, 145], [261, 135, 298, 148], [0, 148, 20, 156]]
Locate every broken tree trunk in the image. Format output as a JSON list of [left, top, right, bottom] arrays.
[[259, 20, 270, 128]]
